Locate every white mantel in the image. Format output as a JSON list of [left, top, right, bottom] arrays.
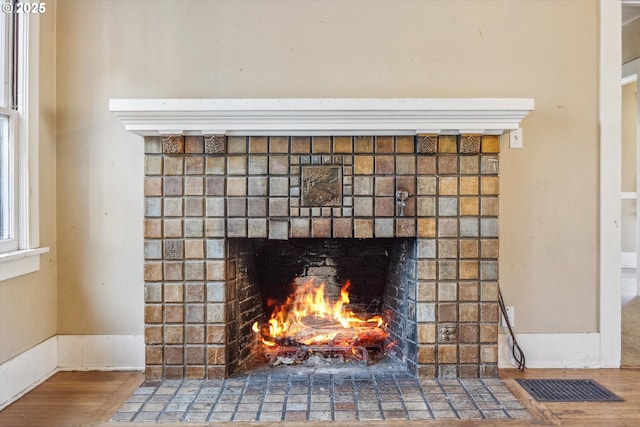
[[109, 98, 534, 137]]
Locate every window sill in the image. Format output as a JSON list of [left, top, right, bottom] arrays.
[[0, 247, 50, 282]]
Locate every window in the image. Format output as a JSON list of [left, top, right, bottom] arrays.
[[0, 8, 16, 253], [0, 5, 48, 281]]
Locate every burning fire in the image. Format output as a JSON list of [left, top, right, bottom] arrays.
[[252, 278, 388, 352]]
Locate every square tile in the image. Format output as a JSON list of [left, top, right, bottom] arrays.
[[355, 136, 374, 153], [376, 156, 395, 174], [354, 197, 373, 216], [269, 177, 290, 196], [269, 198, 289, 217], [227, 136, 246, 153], [375, 198, 395, 216], [439, 198, 458, 216], [396, 156, 416, 174], [375, 219, 394, 237], [227, 218, 247, 237], [459, 156, 479, 175], [481, 197, 499, 216], [460, 197, 479, 216], [417, 218, 436, 237], [438, 135, 458, 153], [438, 260, 457, 280], [417, 156, 437, 174], [226, 177, 246, 196], [333, 136, 352, 153], [333, 218, 353, 238], [417, 177, 437, 195], [397, 218, 416, 237], [269, 219, 289, 240], [185, 136, 204, 153], [438, 218, 458, 238], [354, 156, 374, 174], [312, 136, 331, 153], [354, 219, 374, 238], [460, 239, 479, 259], [145, 156, 163, 175], [438, 155, 458, 175], [269, 156, 289, 175], [460, 218, 479, 238], [481, 155, 499, 174], [312, 218, 332, 237], [480, 218, 499, 237], [291, 218, 310, 238], [481, 239, 499, 259], [439, 177, 458, 195], [292, 136, 310, 154], [269, 136, 289, 153], [396, 136, 414, 153], [481, 136, 500, 153], [227, 156, 247, 175], [375, 176, 394, 196], [353, 176, 373, 195], [417, 197, 436, 217], [481, 176, 499, 195]]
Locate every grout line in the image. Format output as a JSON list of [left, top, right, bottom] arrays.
[[157, 378, 185, 422], [204, 379, 225, 422], [350, 374, 359, 420], [229, 375, 249, 421], [181, 379, 205, 422], [329, 374, 336, 421], [436, 378, 460, 419], [391, 373, 411, 419], [254, 373, 269, 421], [479, 378, 512, 419], [127, 379, 160, 422], [306, 374, 314, 421], [415, 379, 436, 419], [372, 373, 386, 420], [458, 378, 487, 419]]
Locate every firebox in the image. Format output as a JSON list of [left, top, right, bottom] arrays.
[[112, 97, 534, 381], [228, 238, 416, 373]]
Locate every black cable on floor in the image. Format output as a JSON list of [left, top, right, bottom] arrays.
[[498, 289, 526, 371]]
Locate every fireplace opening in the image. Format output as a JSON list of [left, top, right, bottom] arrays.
[[227, 238, 418, 375]]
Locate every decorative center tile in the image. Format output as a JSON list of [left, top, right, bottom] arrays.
[[301, 166, 342, 206]]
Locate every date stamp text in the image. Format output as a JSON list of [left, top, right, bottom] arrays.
[[2, 2, 46, 14]]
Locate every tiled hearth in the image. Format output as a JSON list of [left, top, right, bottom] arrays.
[[112, 373, 530, 422], [111, 98, 533, 381]]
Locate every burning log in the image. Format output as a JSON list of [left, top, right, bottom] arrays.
[[252, 278, 389, 367]]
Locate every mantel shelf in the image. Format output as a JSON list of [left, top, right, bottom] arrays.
[[109, 98, 534, 137]]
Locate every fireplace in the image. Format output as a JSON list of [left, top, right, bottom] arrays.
[[110, 98, 533, 380]]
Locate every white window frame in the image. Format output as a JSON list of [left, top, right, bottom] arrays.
[[0, 9, 48, 281]]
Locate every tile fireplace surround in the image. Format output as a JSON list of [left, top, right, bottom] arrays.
[[110, 98, 533, 381]]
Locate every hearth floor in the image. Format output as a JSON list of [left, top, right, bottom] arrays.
[[111, 371, 531, 422]]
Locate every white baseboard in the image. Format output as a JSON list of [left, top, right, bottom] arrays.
[[622, 252, 637, 268], [57, 334, 145, 370], [499, 332, 601, 368], [0, 336, 58, 411], [0, 334, 144, 410]]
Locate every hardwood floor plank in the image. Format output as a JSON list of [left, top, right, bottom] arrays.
[[0, 371, 143, 427]]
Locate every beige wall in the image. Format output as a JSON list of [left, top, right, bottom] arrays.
[[623, 17, 640, 64], [622, 82, 637, 253], [55, 0, 599, 335], [0, 6, 58, 364]]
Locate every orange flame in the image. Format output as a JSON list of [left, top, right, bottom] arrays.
[[253, 278, 387, 348]]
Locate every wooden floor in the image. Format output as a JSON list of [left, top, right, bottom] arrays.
[[621, 268, 640, 367], [1, 369, 639, 426]]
